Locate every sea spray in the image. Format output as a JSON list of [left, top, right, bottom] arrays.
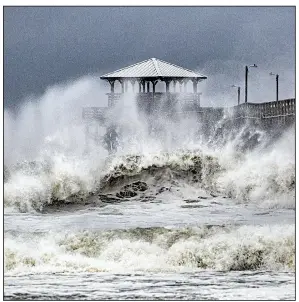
[[4, 224, 295, 274], [4, 150, 222, 212], [4, 77, 295, 212], [4, 131, 295, 212], [215, 125, 295, 207]]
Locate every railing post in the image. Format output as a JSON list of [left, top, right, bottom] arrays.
[[293, 99, 295, 115]]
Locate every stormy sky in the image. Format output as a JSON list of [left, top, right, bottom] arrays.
[[4, 6, 295, 109]]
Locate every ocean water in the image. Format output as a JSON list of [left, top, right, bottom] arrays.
[[4, 88, 295, 300]]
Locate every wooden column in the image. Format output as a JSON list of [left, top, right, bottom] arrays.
[[192, 79, 198, 93], [152, 80, 158, 93], [178, 80, 183, 92], [130, 79, 136, 92], [147, 81, 150, 92], [173, 80, 177, 92], [138, 81, 142, 92], [183, 80, 188, 92], [108, 80, 115, 93], [165, 80, 170, 93], [119, 79, 125, 93], [142, 81, 146, 92]]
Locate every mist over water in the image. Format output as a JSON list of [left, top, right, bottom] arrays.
[[4, 76, 295, 212], [4, 5, 295, 298], [4, 77, 106, 164], [4, 76, 295, 300]]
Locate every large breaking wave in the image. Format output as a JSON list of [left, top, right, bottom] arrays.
[[4, 77, 295, 212], [4, 125, 295, 212], [4, 77, 295, 280], [5, 224, 295, 274]]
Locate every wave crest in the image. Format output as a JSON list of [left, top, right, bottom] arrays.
[[4, 126, 295, 212], [5, 225, 295, 274]]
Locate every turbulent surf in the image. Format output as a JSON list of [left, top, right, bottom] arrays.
[[4, 125, 295, 213], [4, 85, 295, 300]]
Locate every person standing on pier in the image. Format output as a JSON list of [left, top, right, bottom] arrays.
[[103, 125, 119, 154]]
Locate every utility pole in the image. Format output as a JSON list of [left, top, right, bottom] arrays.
[[245, 64, 258, 103], [276, 74, 279, 102], [270, 72, 279, 102], [232, 85, 241, 105], [245, 66, 248, 103]]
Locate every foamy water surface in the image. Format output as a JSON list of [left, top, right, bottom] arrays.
[[4, 82, 295, 300]]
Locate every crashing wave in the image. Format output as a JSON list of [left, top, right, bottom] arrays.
[[4, 141, 295, 212], [4, 224, 295, 274], [99, 151, 221, 190], [3, 150, 222, 212]]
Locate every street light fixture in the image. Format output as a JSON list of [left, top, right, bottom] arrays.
[[245, 64, 258, 103], [231, 85, 241, 105], [269, 72, 279, 102]]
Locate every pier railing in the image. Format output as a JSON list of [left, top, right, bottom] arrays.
[[259, 99, 295, 118], [106, 92, 201, 106], [82, 107, 107, 121], [83, 98, 295, 126], [227, 98, 295, 119]]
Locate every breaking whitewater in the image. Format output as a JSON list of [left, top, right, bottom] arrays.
[[4, 84, 295, 300]]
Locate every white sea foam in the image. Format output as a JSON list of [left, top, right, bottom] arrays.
[[4, 77, 295, 212], [4, 224, 295, 275], [4, 137, 294, 212]]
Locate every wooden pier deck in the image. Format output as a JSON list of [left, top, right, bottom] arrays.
[[83, 98, 295, 124], [82, 98, 295, 148]]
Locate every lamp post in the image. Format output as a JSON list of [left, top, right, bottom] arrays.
[[231, 85, 241, 105], [270, 72, 279, 102], [245, 64, 258, 103]]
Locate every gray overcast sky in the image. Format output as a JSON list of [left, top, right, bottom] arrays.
[[4, 6, 295, 109]]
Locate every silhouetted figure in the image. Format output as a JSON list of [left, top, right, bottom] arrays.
[[103, 125, 118, 154]]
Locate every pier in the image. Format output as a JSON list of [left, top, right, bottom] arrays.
[[82, 58, 295, 144]]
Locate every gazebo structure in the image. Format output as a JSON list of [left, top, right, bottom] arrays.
[[100, 58, 207, 110], [82, 58, 295, 151], [82, 58, 207, 147]]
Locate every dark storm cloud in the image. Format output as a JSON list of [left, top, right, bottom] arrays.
[[4, 6, 295, 109]]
